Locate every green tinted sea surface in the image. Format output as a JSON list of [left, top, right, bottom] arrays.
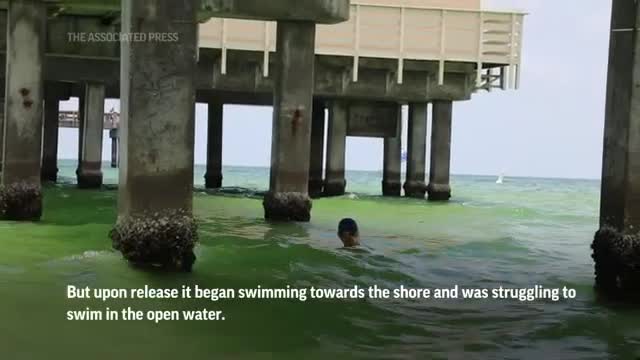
[[0, 160, 638, 359]]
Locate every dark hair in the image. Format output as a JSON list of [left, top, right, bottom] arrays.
[[338, 218, 359, 237]]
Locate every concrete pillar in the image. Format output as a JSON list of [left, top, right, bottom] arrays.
[[75, 88, 85, 177], [263, 21, 315, 222], [0, 0, 46, 221], [308, 99, 325, 198], [592, 0, 640, 298], [324, 100, 347, 197], [0, 97, 4, 173], [427, 100, 453, 201], [404, 103, 429, 199], [77, 83, 105, 188], [109, 128, 119, 168], [204, 100, 223, 189], [41, 96, 60, 182], [382, 106, 403, 197], [110, 0, 198, 272]]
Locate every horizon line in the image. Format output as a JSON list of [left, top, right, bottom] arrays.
[[58, 159, 602, 182]]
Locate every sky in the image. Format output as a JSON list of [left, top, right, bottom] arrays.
[[58, 0, 612, 180]]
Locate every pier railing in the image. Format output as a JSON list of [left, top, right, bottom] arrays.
[[58, 111, 119, 129], [199, 1, 525, 90]]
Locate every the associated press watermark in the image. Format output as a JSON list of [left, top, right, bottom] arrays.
[[67, 32, 180, 43]]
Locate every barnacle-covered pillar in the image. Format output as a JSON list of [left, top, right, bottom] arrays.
[[263, 20, 316, 221], [201, 0, 349, 221], [1, 0, 46, 221], [592, 0, 640, 299], [110, 0, 198, 271]]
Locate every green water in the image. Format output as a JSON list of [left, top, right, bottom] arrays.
[[0, 162, 639, 359]]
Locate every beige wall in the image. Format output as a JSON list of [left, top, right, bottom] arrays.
[[199, 0, 524, 89], [354, 0, 481, 10]]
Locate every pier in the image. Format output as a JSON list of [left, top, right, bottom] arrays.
[[57, 110, 119, 130], [0, 0, 526, 271], [2, 2, 640, 357]]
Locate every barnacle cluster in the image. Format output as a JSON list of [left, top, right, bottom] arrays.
[[592, 227, 640, 298], [0, 182, 42, 221], [382, 180, 402, 197], [403, 180, 428, 198], [110, 210, 198, 272], [263, 192, 312, 222], [323, 179, 346, 197], [426, 183, 451, 201], [77, 172, 103, 189]]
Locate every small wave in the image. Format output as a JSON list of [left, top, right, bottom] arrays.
[[41, 250, 115, 270], [63, 250, 112, 262], [200, 186, 267, 198], [0, 264, 26, 275]]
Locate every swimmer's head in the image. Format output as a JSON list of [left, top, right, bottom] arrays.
[[338, 218, 360, 248]]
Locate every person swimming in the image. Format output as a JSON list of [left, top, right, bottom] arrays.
[[338, 218, 361, 248]]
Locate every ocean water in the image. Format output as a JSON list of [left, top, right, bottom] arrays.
[[0, 160, 638, 359]]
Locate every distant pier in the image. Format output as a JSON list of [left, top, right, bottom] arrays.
[[57, 110, 119, 130]]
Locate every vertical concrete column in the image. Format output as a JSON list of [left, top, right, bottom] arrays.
[[0, 96, 4, 173], [77, 83, 105, 188], [427, 100, 453, 201], [0, 0, 46, 221], [41, 96, 60, 182], [382, 106, 403, 197], [592, 0, 640, 299], [110, 0, 198, 272], [324, 100, 347, 197], [308, 99, 326, 198], [204, 100, 223, 189], [404, 103, 429, 199], [109, 128, 119, 168], [75, 88, 85, 177], [263, 21, 316, 222]]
